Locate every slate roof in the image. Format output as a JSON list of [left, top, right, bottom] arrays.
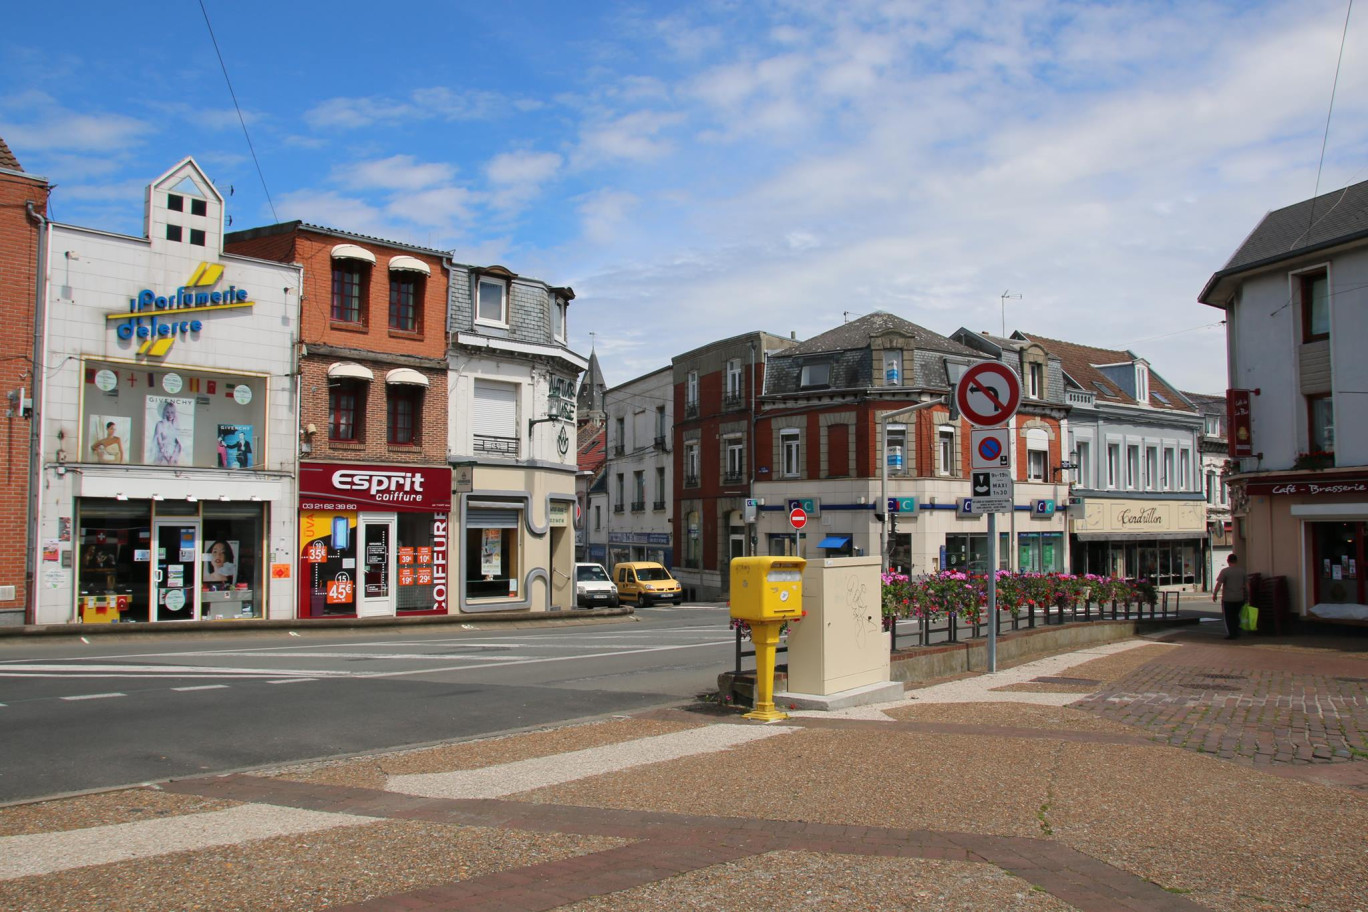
[[0, 137, 22, 171], [1017, 332, 1193, 412], [1200, 178, 1368, 302], [1182, 391, 1227, 421], [783, 311, 979, 358]]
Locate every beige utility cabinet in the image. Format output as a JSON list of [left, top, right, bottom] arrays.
[[786, 556, 890, 696]]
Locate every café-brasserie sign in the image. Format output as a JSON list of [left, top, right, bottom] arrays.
[[1246, 479, 1368, 497]]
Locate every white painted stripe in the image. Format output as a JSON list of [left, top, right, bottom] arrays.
[[172, 685, 230, 692], [0, 664, 350, 678], [387, 723, 800, 800], [0, 804, 373, 880], [60, 692, 125, 701], [266, 678, 318, 684]]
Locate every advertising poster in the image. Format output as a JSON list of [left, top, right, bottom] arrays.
[[88, 415, 131, 464], [144, 396, 195, 465], [216, 424, 254, 469], [481, 528, 501, 576], [299, 510, 358, 615], [203, 539, 239, 589]]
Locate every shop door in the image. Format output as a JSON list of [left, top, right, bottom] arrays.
[[154, 520, 200, 622], [358, 514, 396, 617]]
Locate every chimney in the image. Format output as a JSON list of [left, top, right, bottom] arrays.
[[790, 331, 797, 340]]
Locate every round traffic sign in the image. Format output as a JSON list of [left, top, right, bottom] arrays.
[[955, 362, 1022, 427], [789, 507, 808, 530], [977, 436, 1002, 461]]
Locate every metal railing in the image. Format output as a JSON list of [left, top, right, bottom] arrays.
[[630, 500, 646, 512], [473, 435, 518, 458]]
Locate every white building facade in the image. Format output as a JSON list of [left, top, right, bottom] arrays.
[[602, 366, 674, 569], [35, 158, 301, 625]]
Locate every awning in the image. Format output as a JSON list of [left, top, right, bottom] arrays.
[[388, 255, 431, 275], [386, 368, 429, 387], [331, 243, 376, 264], [818, 535, 852, 549], [327, 362, 374, 381]]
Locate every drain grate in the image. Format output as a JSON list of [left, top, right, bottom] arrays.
[[1184, 681, 1242, 691], [1032, 676, 1101, 686], [1333, 676, 1368, 684], [1198, 673, 1246, 680]]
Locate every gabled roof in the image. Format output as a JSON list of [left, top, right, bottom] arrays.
[[782, 311, 979, 358], [0, 136, 22, 171], [577, 422, 606, 474], [1016, 332, 1193, 412], [1182, 391, 1227, 419], [1200, 178, 1368, 305]]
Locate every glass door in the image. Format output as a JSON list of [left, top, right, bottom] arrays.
[[358, 514, 396, 616], [154, 519, 200, 621]]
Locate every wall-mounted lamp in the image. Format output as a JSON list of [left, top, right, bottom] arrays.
[[115, 493, 128, 501]]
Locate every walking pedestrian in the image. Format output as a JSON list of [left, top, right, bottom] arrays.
[[1211, 553, 1249, 639]]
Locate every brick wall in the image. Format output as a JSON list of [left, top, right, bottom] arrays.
[[0, 170, 48, 611], [300, 356, 448, 465]]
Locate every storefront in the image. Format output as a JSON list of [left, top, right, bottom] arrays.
[[35, 158, 300, 625], [607, 532, 672, 569], [1236, 473, 1368, 624], [1068, 497, 1207, 586], [298, 463, 452, 618]]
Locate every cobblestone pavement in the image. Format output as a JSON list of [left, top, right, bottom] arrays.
[[1073, 627, 1368, 788]]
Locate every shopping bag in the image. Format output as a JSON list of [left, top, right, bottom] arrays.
[[1239, 603, 1258, 632]]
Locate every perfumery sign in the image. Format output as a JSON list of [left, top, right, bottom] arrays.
[[108, 262, 254, 358]]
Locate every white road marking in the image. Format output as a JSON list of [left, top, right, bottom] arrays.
[[171, 685, 230, 692], [60, 692, 126, 701], [0, 804, 373, 880], [266, 678, 318, 684], [388, 723, 801, 800]]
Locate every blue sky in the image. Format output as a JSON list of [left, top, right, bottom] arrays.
[[3, 1, 1365, 394]]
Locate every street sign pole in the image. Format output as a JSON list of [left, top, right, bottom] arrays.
[[987, 512, 997, 673]]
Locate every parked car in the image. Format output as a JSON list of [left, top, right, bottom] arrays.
[[612, 561, 683, 607], [574, 562, 619, 609]]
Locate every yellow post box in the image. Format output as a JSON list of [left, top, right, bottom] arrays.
[[729, 556, 805, 721]]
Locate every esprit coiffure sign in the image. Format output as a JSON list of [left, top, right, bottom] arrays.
[[300, 463, 452, 512]]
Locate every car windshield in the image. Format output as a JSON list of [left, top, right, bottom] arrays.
[[576, 565, 610, 582], [635, 567, 674, 581]]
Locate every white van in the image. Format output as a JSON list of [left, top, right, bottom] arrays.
[[574, 562, 619, 609]]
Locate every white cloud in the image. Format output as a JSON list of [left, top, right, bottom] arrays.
[[486, 150, 563, 186], [574, 110, 683, 165], [577, 190, 640, 245], [335, 155, 457, 192]]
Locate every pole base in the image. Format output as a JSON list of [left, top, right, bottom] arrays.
[[743, 706, 789, 722]]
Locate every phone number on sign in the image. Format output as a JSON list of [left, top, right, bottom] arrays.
[[300, 502, 359, 512]]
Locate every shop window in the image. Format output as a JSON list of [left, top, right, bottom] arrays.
[[466, 506, 522, 601], [80, 361, 268, 471], [1017, 532, 1064, 573], [395, 512, 447, 613], [77, 500, 152, 624], [200, 503, 263, 620], [389, 271, 422, 333], [332, 260, 369, 325], [1310, 521, 1363, 608], [387, 386, 421, 445], [943, 533, 1010, 574], [330, 380, 365, 441]]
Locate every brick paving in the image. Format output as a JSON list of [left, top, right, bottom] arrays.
[[1072, 632, 1368, 785]]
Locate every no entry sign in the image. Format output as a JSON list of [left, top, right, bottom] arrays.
[[789, 507, 808, 530], [956, 362, 1022, 427]]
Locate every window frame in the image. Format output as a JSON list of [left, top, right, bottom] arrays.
[[476, 276, 509, 327], [685, 371, 698, 406], [1027, 362, 1045, 399], [1125, 444, 1139, 489], [781, 428, 801, 478], [1308, 393, 1335, 453], [724, 435, 745, 482], [329, 380, 365, 442], [684, 441, 700, 486], [1027, 449, 1047, 482], [1106, 443, 1121, 489], [389, 270, 423, 335], [332, 259, 369, 326], [800, 362, 831, 389], [386, 385, 422, 446], [1075, 441, 1091, 488], [1300, 270, 1329, 343], [936, 426, 957, 477]]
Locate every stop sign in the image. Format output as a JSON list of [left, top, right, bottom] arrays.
[[789, 507, 808, 530]]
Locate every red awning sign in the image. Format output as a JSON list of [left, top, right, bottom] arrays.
[[956, 362, 1022, 427]]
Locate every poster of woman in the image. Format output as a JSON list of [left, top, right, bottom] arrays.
[[202, 539, 238, 589], [217, 425, 254, 469], [144, 396, 195, 466], [88, 416, 130, 464]]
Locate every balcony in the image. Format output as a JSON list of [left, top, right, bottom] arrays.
[[654, 435, 668, 451], [722, 471, 745, 486], [684, 401, 698, 419], [684, 474, 699, 488], [631, 500, 646, 512], [722, 392, 745, 412], [474, 435, 519, 458], [613, 444, 626, 456], [1066, 390, 1095, 407], [613, 504, 624, 514], [652, 500, 666, 511]]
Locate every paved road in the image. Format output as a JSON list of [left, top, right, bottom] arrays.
[[0, 606, 736, 803]]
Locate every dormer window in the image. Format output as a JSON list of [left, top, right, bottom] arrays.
[[552, 296, 568, 341], [800, 362, 831, 389], [477, 276, 508, 327], [1135, 364, 1149, 404]]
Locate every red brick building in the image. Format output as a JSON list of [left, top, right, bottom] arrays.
[[0, 138, 49, 620], [225, 222, 452, 618]]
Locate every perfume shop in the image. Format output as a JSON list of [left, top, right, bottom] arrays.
[[69, 361, 279, 624], [298, 463, 452, 618]]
